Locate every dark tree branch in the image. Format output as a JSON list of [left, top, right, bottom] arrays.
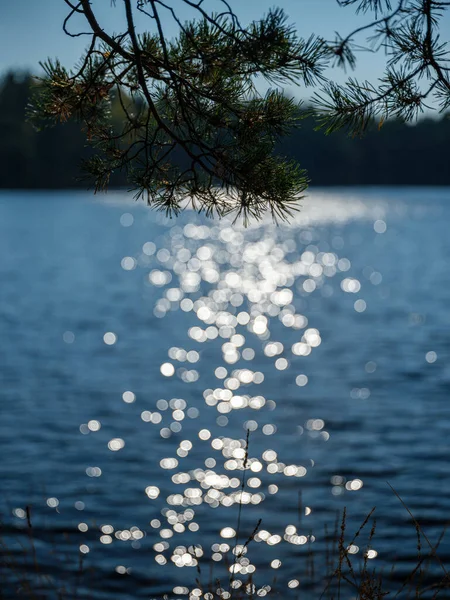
[[30, 0, 449, 222]]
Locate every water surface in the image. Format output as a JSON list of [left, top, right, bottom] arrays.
[[1, 188, 450, 598]]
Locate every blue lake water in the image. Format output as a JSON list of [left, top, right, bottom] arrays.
[[1, 188, 450, 598]]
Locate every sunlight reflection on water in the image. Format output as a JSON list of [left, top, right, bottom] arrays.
[[74, 191, 388, 594], [3, 188, 450, 599]]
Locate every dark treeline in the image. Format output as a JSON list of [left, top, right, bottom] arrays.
[[1, 71, 449, 190]]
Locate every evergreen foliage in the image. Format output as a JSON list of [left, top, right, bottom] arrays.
[[29, 1, 332, 222], [315, 0, 450, 133], [28, 1, 450, 220]]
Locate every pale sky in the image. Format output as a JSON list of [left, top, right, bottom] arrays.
[[1, 0, 449, 101]]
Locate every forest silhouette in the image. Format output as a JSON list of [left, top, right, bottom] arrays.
[[1, 71, 449, 190]]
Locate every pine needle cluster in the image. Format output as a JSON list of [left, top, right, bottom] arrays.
[[28, 0, 450, 220], [315, 0, 450, 134], [29, 0, 331, 222]]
